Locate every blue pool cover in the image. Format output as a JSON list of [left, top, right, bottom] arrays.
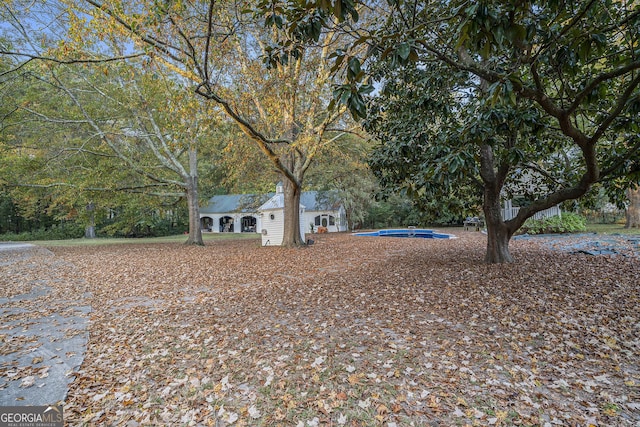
[[353, 229, 455, 239]]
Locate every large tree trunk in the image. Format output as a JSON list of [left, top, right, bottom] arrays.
[[281, 177, 304, 247], [484, 221, 514, 263], [479, 144, 515, 263], [184, 147, 204, 246], [625, 187, 640, 228], [184, 179, 204, 245], [483, 182, 515, 264]]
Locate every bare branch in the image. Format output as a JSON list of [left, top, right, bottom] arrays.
[[83, 0, 188, 66], [11, 181, 184, 197], [0, 50, 145, 66], [203, 0, 216, 83]]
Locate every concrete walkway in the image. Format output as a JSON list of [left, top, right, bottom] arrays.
[[0, 243, 91, 406]]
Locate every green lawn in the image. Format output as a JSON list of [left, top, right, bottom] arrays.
[[25, 232, 261, 247], [9, 224, 640, 248], [585, 223, 640, 235]]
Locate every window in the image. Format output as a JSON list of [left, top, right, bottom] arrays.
[[316, 215, 335, 227], [270, 213, 275, 220]]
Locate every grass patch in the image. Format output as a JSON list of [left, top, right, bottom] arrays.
[[520, 212, 587, 235], [27, 232, 261, 248], [585, 223, 640, 235]]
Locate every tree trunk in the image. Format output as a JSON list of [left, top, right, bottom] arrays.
[[84, 202, 96, 239], [479, 144, 515, 263], [281, 177, 304, 247], [184, 180, 204, 245], [484, 221, 514, 263], [184, 147, 204, 245], [483, 186, 515, 264], [625, 187, 640, 228]]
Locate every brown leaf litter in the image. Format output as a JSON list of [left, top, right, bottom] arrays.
[[1, 231, 639, 426]]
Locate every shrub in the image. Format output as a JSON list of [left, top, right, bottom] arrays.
[[520, 212, 587, 235], [0, 223, 85, 241]]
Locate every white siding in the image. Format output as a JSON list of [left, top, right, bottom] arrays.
[[261, 209, 285, 246], [300, 212, 308, 242], [260, 208, 308, 246], [502, 204, 562, 221], [303, 207, 348, 233]]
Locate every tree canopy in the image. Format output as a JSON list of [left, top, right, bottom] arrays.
[[51, 0, 357, 246], [287, 0, 640, 262], [2, 0, 639, 259]]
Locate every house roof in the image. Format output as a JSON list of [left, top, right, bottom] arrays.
[[258, 193, 285, 211], [300, 191, 342, 211], [201, 191, 342, 214], [258, 193, 309, 211], [200, 193, 273, 214]]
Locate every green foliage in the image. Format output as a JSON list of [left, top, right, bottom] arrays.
[[362, 193, 424, 229], [335, 0, 640, 216], [305, 133, 376, 230], [0, 222, 84, 241], [0, 190, 20, 234], [520, 212, 587, 235], [365, 61, 553, 222], [98, 204, 187, 238]]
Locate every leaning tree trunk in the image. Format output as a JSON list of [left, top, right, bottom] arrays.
[[625, 187, 640, 228], [282, 177, 304, 247], [184, 147, 204, 246]]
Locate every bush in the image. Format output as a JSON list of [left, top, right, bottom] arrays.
[[520, 212, 587, 235], [0, 222, 85, 241], [98, 216, 186, 238]]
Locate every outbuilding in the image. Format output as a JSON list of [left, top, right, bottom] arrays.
[[199, 193, 271, 233], [199, 183, 347, 243], [258, 184, 307, 246]]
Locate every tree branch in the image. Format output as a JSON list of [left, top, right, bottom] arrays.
[[47, 70, 186, 189], [82, 0, 188, 66], [203, 0, 216, 83], [569, 60, 640, 116], [601, 137, 640, 177], [195, 83, 300, 186], [0, 50, 145, 65], [590, 72, 640, 144], [11, 181, 183, 197], [530, 0, 599, 64]]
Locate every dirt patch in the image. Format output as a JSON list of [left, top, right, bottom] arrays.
[[4, 231, 640, 425]]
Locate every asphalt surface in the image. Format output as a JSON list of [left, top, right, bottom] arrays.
[[514, 232, 640, 258], [0, 243, 91, 406]]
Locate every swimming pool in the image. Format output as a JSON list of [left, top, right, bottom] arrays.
[[352, 229, 456, 239]]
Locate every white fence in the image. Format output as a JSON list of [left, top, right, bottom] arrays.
[[502, 205, 562, 221]]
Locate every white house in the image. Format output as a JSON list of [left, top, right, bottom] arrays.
[[502, 199, 561, 221], [199, 193, 271, 233], [501, 169, 562, 221], [199, 183, 347, 245], [300, 191, 347, 234], [258, 185, 307, 246]]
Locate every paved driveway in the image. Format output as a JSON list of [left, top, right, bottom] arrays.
[[0, 243, 91, 406]]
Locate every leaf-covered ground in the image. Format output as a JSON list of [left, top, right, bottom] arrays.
[[4, 231, 640, 426]]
